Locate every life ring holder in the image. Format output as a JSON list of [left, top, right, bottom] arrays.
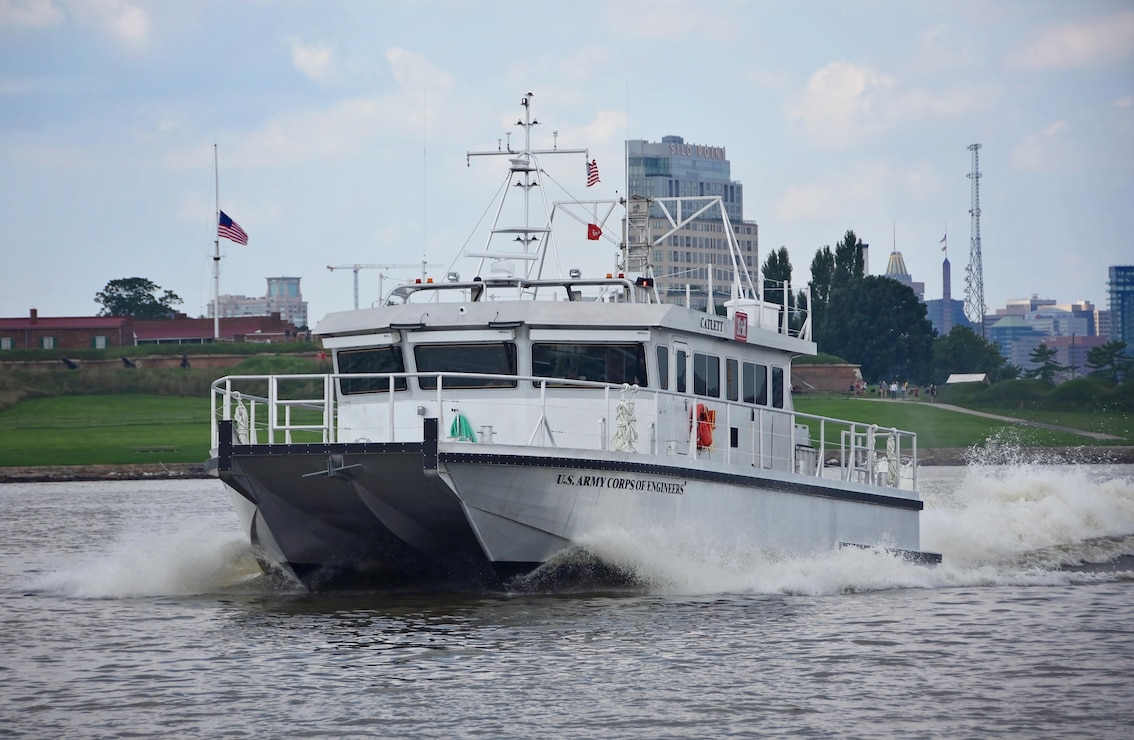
[[689, 402, 715, 450]]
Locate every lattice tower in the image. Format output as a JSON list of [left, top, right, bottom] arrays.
[[964, 143, 985, 336]]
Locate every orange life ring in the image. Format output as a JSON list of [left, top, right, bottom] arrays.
[[690, 403, 715, 450]]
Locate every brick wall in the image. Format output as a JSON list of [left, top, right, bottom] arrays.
[[792, 363, 863, 393]]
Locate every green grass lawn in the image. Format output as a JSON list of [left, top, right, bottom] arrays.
[[0, 395, 212, 466], [791, 395, 1114, 449], [971, 407, 1133, 443]]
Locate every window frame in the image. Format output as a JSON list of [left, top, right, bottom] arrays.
[[415, 342, 518, 390], [337, 345, 408, 395], [530, 342, 648, 388]]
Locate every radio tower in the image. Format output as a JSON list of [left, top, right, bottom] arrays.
[[964, 143, 985, 336]]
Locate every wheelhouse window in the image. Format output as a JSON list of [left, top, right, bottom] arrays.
[[656, 345, 669, 390], [415, 342, 517, 389], [772, 366, 785, 409], [693, 352, 720, 398], [531, 343, 647, 387], [676, 348, 687, 393], [726, 358, 738, 401], [743, 362, 767, 405], [338, 346, 407, 394]]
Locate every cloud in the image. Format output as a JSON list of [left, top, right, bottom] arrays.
[[0, 1, 149, 48], [785, 62, 896, 146], [775, 181, 834, 223], [786, 61, 994, 147], [1007, 11, 1134, 70], [909, 24, 983, 75], [289, 39, 338, 86], [67, 0, 149, 50], [164, 47, 456, 171], [385, 46, 453, 91], [163, 97, 388, 171], [774, 161, 940, 223], [0, 0, 63, 27], [605, 0, 742, 42], [568, 108, 628, 151], [1012, 120, 1073, 172]]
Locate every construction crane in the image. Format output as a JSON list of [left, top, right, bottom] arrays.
[[327, 263, 440, 309]]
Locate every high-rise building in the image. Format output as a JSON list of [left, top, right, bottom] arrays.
[[210, 276, 309, 328], [882, 249, 925, 301], [1108, 265, 1134, 344], [626, 136, 758, 309]]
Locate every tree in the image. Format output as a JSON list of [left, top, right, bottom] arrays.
[[1086, 340, 1131, 384], [95, 277, 183, 319], [931, 326, 1008, 384], [831, 229, 865, 290], [1025, 342, 1065, 384], [807, 246, 834, 335], [820, 275, 936, 383], [808, 230, 865, 346], [763, 246, 809, 333], [762, 246, 794, 311]]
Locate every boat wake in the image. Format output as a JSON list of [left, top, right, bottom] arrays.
[[519, 459, 1134, 597], [24, 457, 1134, 601]]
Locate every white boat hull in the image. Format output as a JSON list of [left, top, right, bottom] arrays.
[[213, 419, 930, 589]]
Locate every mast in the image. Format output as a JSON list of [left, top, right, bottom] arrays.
[[213, 144, 220, 340], [465, 92, 589, 288]]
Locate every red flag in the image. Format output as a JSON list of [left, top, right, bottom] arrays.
[[587, 223, 602, 240], [586, 159, 600, 187]]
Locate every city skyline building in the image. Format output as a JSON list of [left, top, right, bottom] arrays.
[[882, 248, 925, 302], [625, 136, 758, 310], [1109, 265, 1134, 345], [924, 254, 973, 337], [209, 276, 308, 328]]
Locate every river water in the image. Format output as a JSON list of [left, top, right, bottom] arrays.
[[2, 460, 1133, 739]]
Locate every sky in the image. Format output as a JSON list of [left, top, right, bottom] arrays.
[[1, 0, 1132, 326]]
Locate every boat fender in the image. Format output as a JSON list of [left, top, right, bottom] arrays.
[[690, 403, 715, 450]]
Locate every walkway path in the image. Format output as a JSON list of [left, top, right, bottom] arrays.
[[870, 399, 1122, 441]]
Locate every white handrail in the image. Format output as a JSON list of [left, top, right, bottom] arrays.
[[209, 372, 919, 490]]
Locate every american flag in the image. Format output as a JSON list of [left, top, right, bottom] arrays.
[[218, 211, 248, 245], [586, 159, 600, 187]]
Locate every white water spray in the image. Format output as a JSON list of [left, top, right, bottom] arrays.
[[31, 526, 263, 599], [566, 462, 1134, 597]]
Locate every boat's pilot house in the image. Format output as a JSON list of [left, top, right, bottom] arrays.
[[332, 333, 786, 410]]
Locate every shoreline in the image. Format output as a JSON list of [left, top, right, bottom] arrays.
[[3, 446, 1133, 483], [0, 463, 209, 483]]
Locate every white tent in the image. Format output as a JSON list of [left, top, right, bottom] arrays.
[[946, 373, 990, 385]]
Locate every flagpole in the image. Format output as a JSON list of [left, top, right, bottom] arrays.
[[213, 143, 220, 340]]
